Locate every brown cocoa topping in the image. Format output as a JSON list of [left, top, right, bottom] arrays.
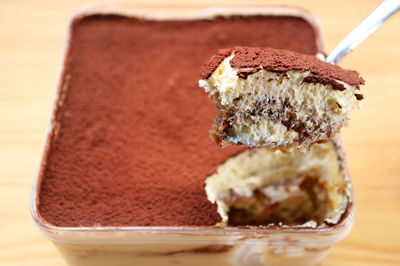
[[38, 14, 320, 227], [200, 46, 365, 91]]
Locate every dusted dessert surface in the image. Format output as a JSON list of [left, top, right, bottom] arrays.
[[38, 14, 320, 227], [205, 141, 349, 227], [199, 47, 364, 148], [200, 46, 364, 89]]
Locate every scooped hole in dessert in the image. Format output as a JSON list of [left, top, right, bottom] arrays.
[[205, 141, 348, 228]]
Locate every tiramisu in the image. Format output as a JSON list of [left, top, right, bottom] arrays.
[[32, 6, 356, 266], [37, 14, 328, 228], [199, 46, 364, 148]]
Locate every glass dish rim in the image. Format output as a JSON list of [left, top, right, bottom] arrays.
[[31, 184, 355, 235]]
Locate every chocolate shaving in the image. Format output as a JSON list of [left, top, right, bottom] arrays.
[[355, 94, 364, 100]]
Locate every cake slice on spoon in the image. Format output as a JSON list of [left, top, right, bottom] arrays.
[[199, 46, 364, 149]]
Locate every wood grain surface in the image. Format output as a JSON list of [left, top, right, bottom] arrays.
[[1, 0, 399, 265]]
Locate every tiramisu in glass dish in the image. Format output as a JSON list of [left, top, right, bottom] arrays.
[[31, 4, 355, 266]]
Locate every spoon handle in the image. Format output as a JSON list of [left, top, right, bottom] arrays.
[[326, 0, 400, 64]]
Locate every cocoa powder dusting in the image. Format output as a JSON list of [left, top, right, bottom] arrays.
[[201, 46, 364, 90], [38, 15, 319, 227]]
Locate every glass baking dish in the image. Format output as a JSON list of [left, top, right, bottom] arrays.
[[31, 4, 355, 266]]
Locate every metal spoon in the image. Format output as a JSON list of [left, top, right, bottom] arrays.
[[326, 0, 400, 64]]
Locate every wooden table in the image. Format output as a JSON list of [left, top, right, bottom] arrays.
[[1, 0, 399, 265]]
